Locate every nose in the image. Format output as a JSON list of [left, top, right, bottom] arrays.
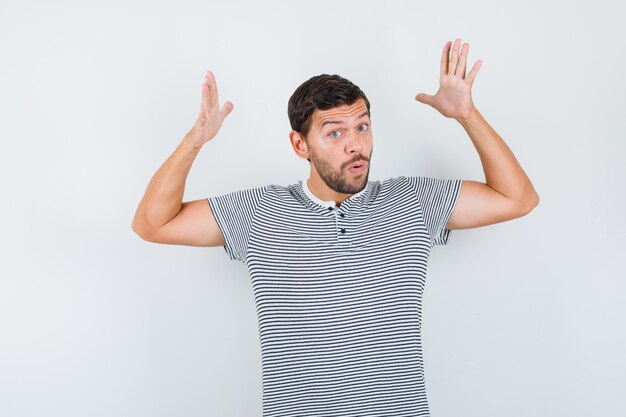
[[345, 131, 364, 154]]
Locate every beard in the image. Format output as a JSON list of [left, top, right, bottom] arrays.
[[309, 146, 372, 195]]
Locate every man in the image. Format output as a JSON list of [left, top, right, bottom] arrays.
[[132, 38, 539, 417]]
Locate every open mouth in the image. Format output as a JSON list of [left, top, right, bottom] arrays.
[[348, 162, 367, 172]]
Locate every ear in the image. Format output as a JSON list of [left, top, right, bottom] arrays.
[[289, 130, 310, 161]]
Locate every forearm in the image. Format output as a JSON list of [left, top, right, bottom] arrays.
[[132, 132, 203, 232], [457, 108, 539, 207]]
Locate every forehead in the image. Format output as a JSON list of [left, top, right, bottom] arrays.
[[312, 98, 369, 127]]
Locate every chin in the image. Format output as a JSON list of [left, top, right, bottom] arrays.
[[349, 177, 368, 194]]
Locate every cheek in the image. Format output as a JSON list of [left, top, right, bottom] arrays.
[[315, 138, 336, 152], [314, 143, 341, 160]]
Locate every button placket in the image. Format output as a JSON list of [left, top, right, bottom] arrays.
[[337, 210, 346, 237], [327, 205, 350, 243], [328, 207, 339, 237]]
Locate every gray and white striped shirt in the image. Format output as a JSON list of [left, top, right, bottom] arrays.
[[207, 175, 462, 417]]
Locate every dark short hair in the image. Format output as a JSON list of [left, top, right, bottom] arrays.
[[288, 74, 371, 140]]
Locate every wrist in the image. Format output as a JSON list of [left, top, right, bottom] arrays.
[[182, 131, 205, 152], [455, 106, 481, 127]]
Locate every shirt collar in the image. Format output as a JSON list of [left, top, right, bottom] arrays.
[[301, 178, 368, 208]]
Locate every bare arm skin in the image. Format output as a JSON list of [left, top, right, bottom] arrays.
[[415, 38, 540, 230], [131, 70, 233, 246], [449, 108, 539, 229]]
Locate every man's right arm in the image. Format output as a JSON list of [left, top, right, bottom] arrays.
[[131, 70, 234, 247]]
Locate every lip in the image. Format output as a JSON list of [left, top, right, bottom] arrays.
[[348, 161, 367, 173]]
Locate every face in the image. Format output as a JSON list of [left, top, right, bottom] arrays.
[[304, 98, 373, 195]]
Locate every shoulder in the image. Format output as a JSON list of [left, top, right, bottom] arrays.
[[381, 175, 410, 186], [377, 175, 413, 194]]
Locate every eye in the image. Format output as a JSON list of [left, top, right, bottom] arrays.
[[358, 123, 369, 131], [329, 130, 342, 138]]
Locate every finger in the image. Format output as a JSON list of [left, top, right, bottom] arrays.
[[198, 84, 206, 116], [415, 92, 434, 106], [440, 41, 452, 77], [466, 60, 483, 86], [201, 71, 209, 105], [199, 82, 208, 115], [457, 43, 469, 79], [219, 101, 234, 119], [449, 38, 461, 76], [208, 70, 218, 109]]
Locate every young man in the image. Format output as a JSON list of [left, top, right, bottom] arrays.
[[132, 38, 539, 416]]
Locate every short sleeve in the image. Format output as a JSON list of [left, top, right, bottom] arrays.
[[206, 185, 269, 262], [404, 176, 463, 247]]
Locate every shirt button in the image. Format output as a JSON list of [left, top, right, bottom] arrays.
[[340, 228, 346, 234], [328, 207, 333, 211], [339, 213, 345, 218]]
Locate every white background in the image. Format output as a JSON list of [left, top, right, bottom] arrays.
[[1, 0, 624, 416]]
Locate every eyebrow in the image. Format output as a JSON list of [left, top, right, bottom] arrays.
[[320, 111, 369, 128]]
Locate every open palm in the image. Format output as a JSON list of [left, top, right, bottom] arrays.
[[187, 70, 234, 148], [415, 38, 482, 120]]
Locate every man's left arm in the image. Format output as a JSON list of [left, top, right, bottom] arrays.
[[449, 107, 539, 229], [415, 38, 540, 230]]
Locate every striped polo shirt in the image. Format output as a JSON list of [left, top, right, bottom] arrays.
[[207, 175, 463, 417]]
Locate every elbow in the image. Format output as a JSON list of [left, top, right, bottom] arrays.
[[131, 208, 145, 237], [132, 218, 152, 241], [131, 207, 154, 241], [131, 216, 142, 235], [133, 227, 155, 243], [520, 192, 540, 215], [132, 221, 146, 240]]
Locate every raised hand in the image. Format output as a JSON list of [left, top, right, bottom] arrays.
[[187, 70, 234, 148], [415, 38, 482, 120]]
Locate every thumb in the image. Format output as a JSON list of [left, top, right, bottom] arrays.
[[220, 101, 234, 119], [415, 93, 434, 106]]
